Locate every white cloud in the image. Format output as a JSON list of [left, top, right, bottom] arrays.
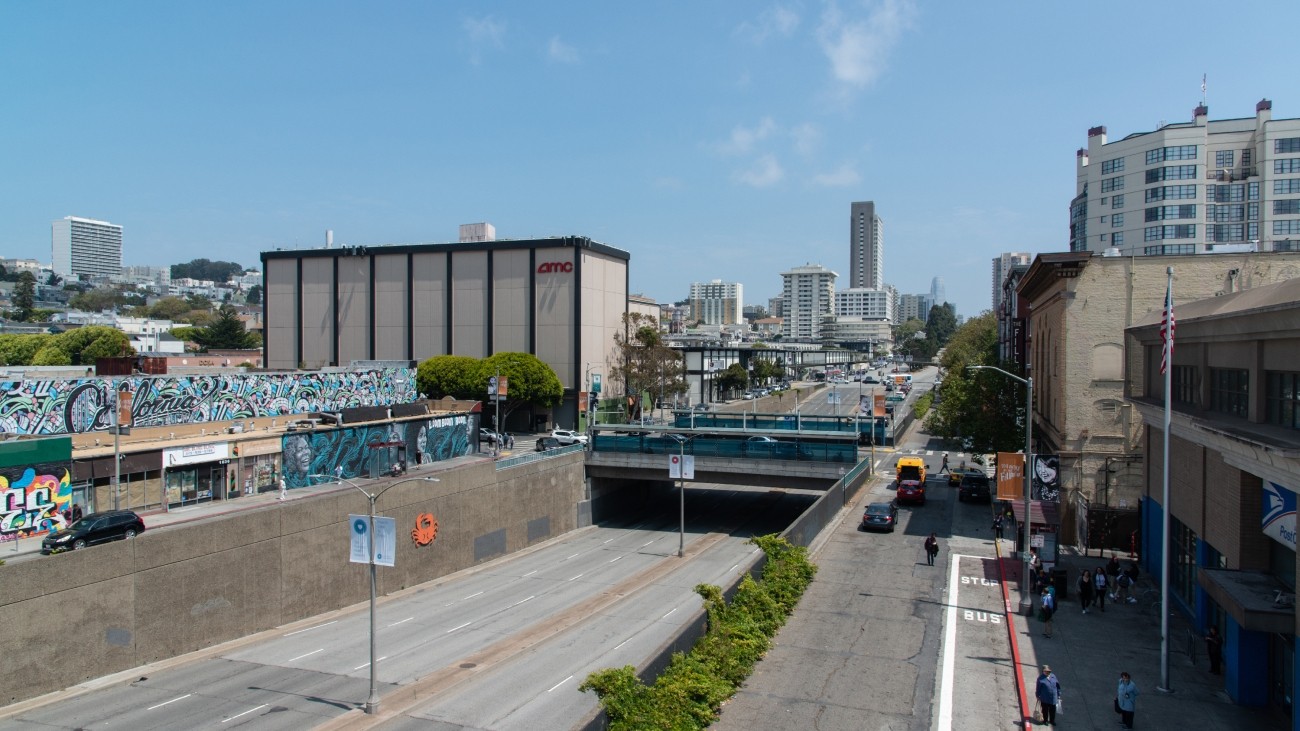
[[817, 0, 914, 88], [811, 163, 861, 186], [718, 117, 778, 156], [733, 155, 785, 187], [736, 5, 801, 43], [548, 36, 579, 64], [464, 16, 505, 64], [790, 123, 821, 156]]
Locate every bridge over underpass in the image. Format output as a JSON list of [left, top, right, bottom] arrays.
[[584, 422, 871, 490]]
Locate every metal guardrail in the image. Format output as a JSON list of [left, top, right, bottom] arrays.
[[494, 443, 585, 470]]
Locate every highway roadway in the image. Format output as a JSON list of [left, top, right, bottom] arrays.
[[0, 486, 818, 731]]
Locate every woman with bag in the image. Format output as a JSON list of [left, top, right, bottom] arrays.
[[1077, 569, 1095, 614], [1039, 587, 1056, 638]]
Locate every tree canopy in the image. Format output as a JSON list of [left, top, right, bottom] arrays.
[[191, 305, 257, 350], [11, 272, 35, 321], [416, 352, 564, 427], [171, 259, 245, 283], [611, 312, 686, 417], [922, 311, 1025, 453], [0, 326, 134, 367]]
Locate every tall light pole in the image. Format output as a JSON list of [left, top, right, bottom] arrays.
[[311, 473, 439, 715], [665, 434, 696, 558], [967, 365, 1034, 616]]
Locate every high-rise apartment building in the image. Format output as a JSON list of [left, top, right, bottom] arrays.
[[767, 295, 784, 318], [898, 293, 930, 323], [992, 252, 1032, 310], [850, 201, 883, 290], [780, 264, 837, 340], [834, 288, 895, 322], [688, 280, 744, 325], [1071, 99, 1300, 256], [52, 216, 122, 280]]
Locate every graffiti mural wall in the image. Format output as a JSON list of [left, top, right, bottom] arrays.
[[0, 368, 417, 436], [281, 414, 473, 488], [0, 468, 73, 541]]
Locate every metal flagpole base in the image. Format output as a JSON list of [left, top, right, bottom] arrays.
[[1156, 687, 1174, 694]]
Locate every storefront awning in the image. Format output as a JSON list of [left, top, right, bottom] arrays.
[[1009, 499, 1061, 529], [1198, 569, 1294, 635]]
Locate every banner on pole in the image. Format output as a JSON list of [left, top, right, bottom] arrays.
[[996, 453, 1024, 501], [668, 454, 695, 480], [349, 514, 397, 567]]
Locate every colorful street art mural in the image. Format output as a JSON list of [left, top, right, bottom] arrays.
[[281, 414, 473, 488], [0, 368, 417, 436], [0, 468, 73, 541]]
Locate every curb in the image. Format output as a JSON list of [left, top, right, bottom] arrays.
[[995, 539, 1035, 730]]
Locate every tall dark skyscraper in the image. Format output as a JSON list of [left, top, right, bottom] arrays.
[[850, 201, 883, 290]]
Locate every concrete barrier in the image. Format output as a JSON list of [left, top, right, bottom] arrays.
[[0, 451, 587, 706]]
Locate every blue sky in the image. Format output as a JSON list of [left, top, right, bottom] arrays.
[[2, 1, 1297, 318]]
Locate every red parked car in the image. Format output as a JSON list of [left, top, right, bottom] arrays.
[[896, 479, 926, 505]]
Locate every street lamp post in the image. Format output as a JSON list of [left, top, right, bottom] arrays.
[[311, 472, 439, 715], [665, 434, 696, 558], [967, 365, 1034, 616]]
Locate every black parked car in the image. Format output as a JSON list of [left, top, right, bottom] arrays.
[[958, 473, 992, 503], [41, 510, 146, 554], [535, 436, 562, 452], [860, 501, 899, 532]]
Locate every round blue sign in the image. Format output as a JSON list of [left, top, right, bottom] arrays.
[[353, 518, 368, 535]]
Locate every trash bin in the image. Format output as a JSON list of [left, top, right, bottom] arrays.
[[1051, 568, 1069, 601]]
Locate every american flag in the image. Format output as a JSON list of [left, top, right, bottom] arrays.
[[1160, 281, 1175, 374]]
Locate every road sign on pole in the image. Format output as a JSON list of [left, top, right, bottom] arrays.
[[669, 454, 695, 480], [349, 514, 397, 567], [592, 373, 602, 393]]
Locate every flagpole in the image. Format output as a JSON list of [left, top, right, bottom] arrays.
[[1159, 266, 1173, 693]]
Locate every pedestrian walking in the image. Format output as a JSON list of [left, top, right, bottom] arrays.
[[940, 453, 950, 474], [1078, 569, 1095, 614], [924, 532, 939, 566], [992, 514, 1004, 540], [1206, 626, 1223, 675], [1093, 565, 1109, 612], [1116, 671, 1138, 728], [278, 477, 287, 501], [1106, 554, 1122, 598], [1039, 587, 1056, 638], [1035, 665, 1060, 726], [1122, 562, 1140, 603], [335, 465, 344, 483]]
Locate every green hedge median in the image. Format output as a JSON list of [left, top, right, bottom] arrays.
[[580, 534, 817, 730]]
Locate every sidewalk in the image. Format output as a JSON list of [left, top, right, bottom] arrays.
[[1000, 543, 1286, 730], [0, 454, 485, 563]]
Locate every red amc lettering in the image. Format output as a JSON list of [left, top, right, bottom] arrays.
[[536, 261, 574, 274]]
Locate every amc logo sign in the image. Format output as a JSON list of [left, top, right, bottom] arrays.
[[537, 261, 574, 274]]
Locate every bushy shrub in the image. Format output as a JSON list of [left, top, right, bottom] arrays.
[[580, 534, 817, 730]]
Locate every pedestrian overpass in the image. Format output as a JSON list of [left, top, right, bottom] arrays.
[[584, 414, 878, 490]]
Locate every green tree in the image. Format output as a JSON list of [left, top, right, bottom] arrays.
[[146, 296, 191, 320], [417, 355, 484, 400], [185, 293, 213, 311], [68, 287, 124, 312], [245, 284, 262, 305], [715, 363, 749, 398], [12, 271, 36, 321], [0, 334, 49, 365], [191, 305, 257, 350], [922, 312, 1023, 453], [750, 357, 782, 385], [171, 259, 245, 283], [611, 312, 686, 417], [924, 302, 959, 350], [480, 352, 565, 426]]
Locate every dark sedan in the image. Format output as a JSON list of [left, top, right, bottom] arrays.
[[535, 436, 562, 452], [41, 510, 145, 554], [860, 501, 899, 532], [958, 473, 993, 503]]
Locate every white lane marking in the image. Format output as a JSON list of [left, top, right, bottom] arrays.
[[288, 648, 325, 663], [522, 570, 538, 577], [937, 553, 973, 731], [614, 639, 629, 650], [609, 556, 623, 563], [569, 573, 584, 581], [640, 540, 655, 548], [353, 655, 389, 670], [388, 617, 414, 627], [462, 591, 484, 600], [730, 564, 740, 572], [147, 694, 192, 711], [285, 620, 337, 637], [566, 553, 581, 560], [662, 608, 677, 619], [508, 595, 535, 609], [603, 538, 613, 544], [221, 703, 268, 723], [547, 675, 574, 692], [447, 621, 472, 633]]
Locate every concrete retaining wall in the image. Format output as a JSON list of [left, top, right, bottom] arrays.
[[0, 451, 587, 706]]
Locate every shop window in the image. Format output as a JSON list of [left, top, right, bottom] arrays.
[[1169, 516, 1199, 612]]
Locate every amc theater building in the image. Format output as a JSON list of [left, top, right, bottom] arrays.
[[262, 236, 630, 429]]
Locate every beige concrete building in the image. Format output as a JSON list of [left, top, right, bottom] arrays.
[[262, 236, 630, 428], [1017, 250, 1300, 515]]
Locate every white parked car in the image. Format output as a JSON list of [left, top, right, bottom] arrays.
[[550, 429, 589, 445]]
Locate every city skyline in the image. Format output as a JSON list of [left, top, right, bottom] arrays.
[[3, 2, 1298, 318]]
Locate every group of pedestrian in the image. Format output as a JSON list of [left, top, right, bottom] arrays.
[[1035, 664, 1139, 729], [60, 503, 83, 525]]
